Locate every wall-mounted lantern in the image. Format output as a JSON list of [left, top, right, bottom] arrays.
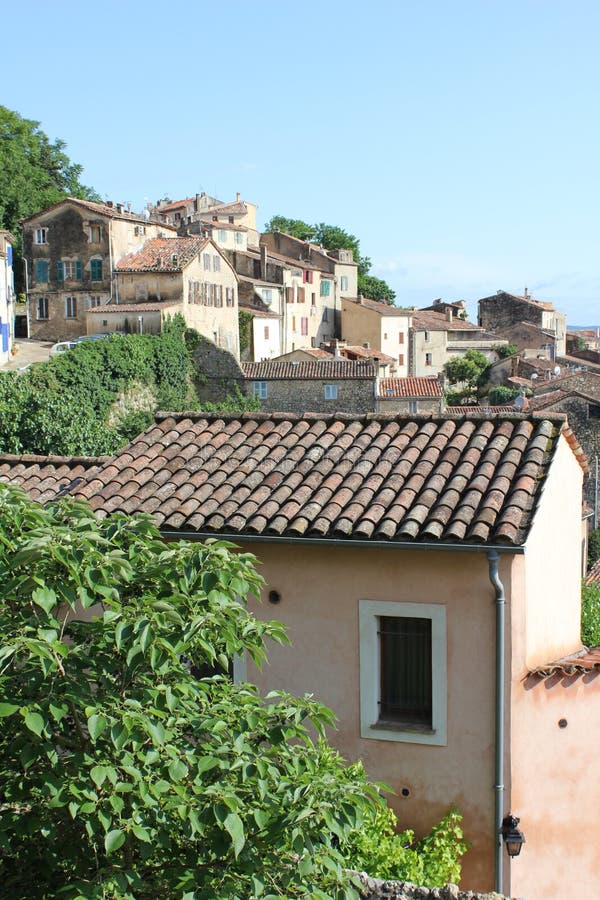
[[501, 814, 526, 858]]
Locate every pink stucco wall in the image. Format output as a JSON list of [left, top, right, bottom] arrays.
[[242, 542, 514, 891]]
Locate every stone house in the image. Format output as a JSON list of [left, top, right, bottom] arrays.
[[242, 359, 377, 414], [153, 192, 260, 250], [0, 230, 15, 365], [342, 297, 412, 375], [21, 198, 176, 341], [478, 289, 567, 358], [10, 409, 592, 899], [110, 236, 239, 357], [375, 376, 445, 414], [239, 301, 282, 361], [409, 307, 507, 377]]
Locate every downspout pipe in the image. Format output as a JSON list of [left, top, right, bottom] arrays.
[[488, 549, 505, 895]]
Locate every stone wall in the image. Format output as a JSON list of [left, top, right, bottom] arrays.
[[193, 338, 246, 403], [478, 292, 544, 333], [535, 394, 600, 507], [537, 370, 600, 400], [248, 375, 376, 414], [356, 874, 508, 900]]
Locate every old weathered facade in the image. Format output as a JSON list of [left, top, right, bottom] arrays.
[[242, 359, 377, 414], [342, 297, 412, 375], [478, 290, 567, 358], [0, 230, 15, 365], [22, 198, 176, 341], [112, 237, 240, 357]]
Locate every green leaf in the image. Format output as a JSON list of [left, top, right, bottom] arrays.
[[132, 824, 152, 843], [168, 759, 188, 782], [23, 711, 45, 737], [90, 765, 108, 788], [0, 703, 19, 718], [31, 586, 57, 614], [87, 714, 107, 742], [104, 829, 125, 855], [224, 812, 245, 858]]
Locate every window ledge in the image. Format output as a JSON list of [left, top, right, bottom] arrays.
[[372, 720, 436, 735]]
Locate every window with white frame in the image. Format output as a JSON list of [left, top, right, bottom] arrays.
[[324, 384, 338, 400], [234, 231, 243, 244], [89, 225, 102, 243], [65, 296, 77, 319], [203, 253, 211, 271], [37, 297, 49, 320], [34, 228, 48, 245], [262, 289, 272, 303], [340, 275, 349, 291], [253, 381, 267, 399], [408, 400, 418, 414], [359, 599, 446, 746], [217, 229, 227, 242], [213, 255, 221, 273]]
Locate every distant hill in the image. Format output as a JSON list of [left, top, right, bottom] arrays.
[[570, 324, 599, 330]]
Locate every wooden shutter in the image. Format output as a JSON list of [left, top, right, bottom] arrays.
[[56, 261, 64, 282], [297, 286, 305, 303], [76, 260, 83, 281], [286, 287, 293, 304]]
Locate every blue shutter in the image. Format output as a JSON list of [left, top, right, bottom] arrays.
[[56, 261, 64, 282], [35, 260, 48, 282], [7, 246, 12, 266], [76, 260, 83, 281]]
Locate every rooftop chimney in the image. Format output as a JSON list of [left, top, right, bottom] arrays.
[[116, 203, 124, 214], [446, 307, 453, 322], [236, 192, 241, 202], [260, 244, 267, 280], [524, 286, 529, 299]]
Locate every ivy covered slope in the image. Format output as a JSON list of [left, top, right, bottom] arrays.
[[0, 318, 257, 456], [0, 488, 467, 899]]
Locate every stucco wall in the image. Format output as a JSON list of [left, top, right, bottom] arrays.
[[239, 542, 511, 891], [342, 301, 410, 375], [522, 433, 584, 668]]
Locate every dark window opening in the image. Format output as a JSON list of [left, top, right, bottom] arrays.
[[379, 616, 432, 728]]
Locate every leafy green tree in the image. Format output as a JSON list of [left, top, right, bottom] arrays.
[[0, 106, 100, 288], [263, 216, 315, 242], [357, 274, 396, 304], [487, 385, 520, 406], [582, 580, 600, 647], [0, 487, 465, 898], [444, 350, 490, 404], [587, 528, 600, 569], [494, 344, 518, 359]]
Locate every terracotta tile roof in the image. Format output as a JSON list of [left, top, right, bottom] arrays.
[[116, 237, 209, 272], [207, 200, 247, 217], [88, 301, 181, 314], [345, 297, 412, 317], [446, 405, 518, 414], [303, 348, 334, 359], [242, 360, 377, 380], [201, 218, 246, 232], [412, 309, 483, 332], [71, 411, 579, 546], [0, 454, 105, 503], [529, 646, 600, 678], [341, 346, 395, 364], [586, 558, 600, 586], [155, 197, 195, 213], [378, 377, 443, 399], [20, 197, 176, 229]]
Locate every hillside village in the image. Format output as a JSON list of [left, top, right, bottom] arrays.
[[1, 191, 600, 900]]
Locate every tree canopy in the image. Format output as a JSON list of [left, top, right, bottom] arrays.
[[0, 487, 467, 898], [443, 350, 491, 405], [0, 106, 100, 289], [263, 215, 396, 304]]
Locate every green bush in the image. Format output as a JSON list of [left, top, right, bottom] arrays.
[[487, 385, 519, 406], [582, 580, 600, 647], [588, 528, 600, 569]]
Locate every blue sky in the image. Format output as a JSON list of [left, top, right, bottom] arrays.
[[4, 1, 599, 323]]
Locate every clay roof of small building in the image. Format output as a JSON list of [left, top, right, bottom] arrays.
[[378, 377, 443, 399], [340, 346, 395, 364], [0, 454, 106, 503], [20, 197, 176, 229], [529, 646, 600, 679], [242, 360, 376, 380], [412, 309, 483, 332], [207, 200, 248, 217], [116, 237, 209, 272], [60, 410, 585, 546], [344, 297, 412, 317], [586, 558, 600, 586], [155, 197, 195, 213], [445, 405, 519, 415], [87, 302, 181, 314], [201, 218, 247, 232]]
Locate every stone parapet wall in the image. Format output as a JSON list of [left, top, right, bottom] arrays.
[[357, 874, 508, 900]]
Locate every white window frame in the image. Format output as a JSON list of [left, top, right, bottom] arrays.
[[408, 400, 418, 414], [36, 297, 49, 320], [34, 228, 48, 245], [65, 296, 78, 319], [89, 225, 102, 243], [213, 255, 221, 273], [253, 381, 267, 400], [340, 275, 349, 291], [359, 599, 447, 746], [234, 231, 243, 245], [324, 384, 338, 400]]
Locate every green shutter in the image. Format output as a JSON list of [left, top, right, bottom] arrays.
[[35, 260, 48, 282], [76, 260, 83, 281], [91, 259, 102, 281], [56, 261, 64, 282]]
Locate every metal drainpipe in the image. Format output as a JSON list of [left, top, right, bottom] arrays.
[[488, 549, 505, 895]]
